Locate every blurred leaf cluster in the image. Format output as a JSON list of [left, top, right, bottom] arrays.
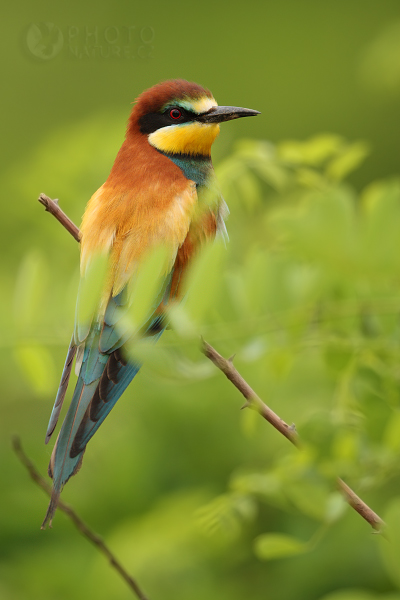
[[4, 125, 400, 600], [165, 136, 400, 586]]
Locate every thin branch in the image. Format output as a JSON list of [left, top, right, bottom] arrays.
[[12, 436, 150, 600], [202, 339, 299, 447], [37, 193, 384, 533], [337, 477, 383, 531], [39, 193, 81, 242], [202, 340, 384, 531]]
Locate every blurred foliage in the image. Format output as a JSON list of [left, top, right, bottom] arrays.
[[359, 20, 400, 94], [4, 2, 400, 597], [3, 114, 400, 600]]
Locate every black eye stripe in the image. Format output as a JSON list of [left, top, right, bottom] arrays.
[[139, 106, 197, 134]]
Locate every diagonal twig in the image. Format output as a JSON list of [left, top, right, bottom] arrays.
[[201, 341, 384, 531], [37, 192, 384, 533], [12, 435, 150, 600], [201, 338, 300, 448]]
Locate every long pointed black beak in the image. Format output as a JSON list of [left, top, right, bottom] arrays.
[[196, 105, 260, 124]]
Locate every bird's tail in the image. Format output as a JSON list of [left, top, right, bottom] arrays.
[[41, 350, 141, 528], [41, 377, 96, 528]]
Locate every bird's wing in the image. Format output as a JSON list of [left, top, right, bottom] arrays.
[[42, 182, 198, 527], [45, 337, 77, 444]]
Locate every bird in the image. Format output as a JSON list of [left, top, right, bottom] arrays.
[[42, 79, 259, 528]]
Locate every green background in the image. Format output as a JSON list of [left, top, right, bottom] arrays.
[[2, 1, 400, 599]]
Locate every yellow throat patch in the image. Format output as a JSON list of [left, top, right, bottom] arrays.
[[148, 121, 220, 156]]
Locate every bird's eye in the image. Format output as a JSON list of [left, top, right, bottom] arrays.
[[169, 108, 182, 120]]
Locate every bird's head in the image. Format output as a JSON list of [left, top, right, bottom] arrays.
[[129, 79, 260, 157]]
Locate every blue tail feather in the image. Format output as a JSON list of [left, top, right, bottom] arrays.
[[71, 360, 141, 455], [42, 329, 156, 527], [43, 283, 168, 528]]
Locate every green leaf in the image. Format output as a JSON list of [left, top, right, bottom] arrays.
[[165, 303, 199, 339], [326, 141, 370, 181], [254, 533, 307, 560], [324, 339, 354, 373], [197, 493, 256, 540], [332, 431, 359, 462], [182, 240, 226, 324], [234, 248, 269, 317], [360, 180, 400, 274], [232, 472, 278, 495], [126, 336, 175, 377], [235, 170, 262, 211], [127, 245, 170, 331], [266, 347, 294, 379], [253, 161, 289, 191], [13, 343, 55, 395], [76, 252, 109, 340], [285, 479, 330, 521], [295, 167, 327, 189], [13, 250, 48, 332], [278, 134, 344, 166], [325, 492, 347, 524], [230, 140, 289, 191], [379, 499, 400, 587], [269, 188, 356, 272], [383, 411, 400, 452]]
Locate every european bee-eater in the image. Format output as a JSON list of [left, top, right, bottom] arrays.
[[42, 79, 259, 527]]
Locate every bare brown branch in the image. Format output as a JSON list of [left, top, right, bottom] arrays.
[[337, 478, 383, 531], [201, 340, 384, 532], [38, 193, 81, 242], [12, 436, 150, 600], [202, 339, 300, 447], [37, 193, 384, 533]]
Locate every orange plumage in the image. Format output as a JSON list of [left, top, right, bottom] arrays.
[[42, 79, 259, 527]]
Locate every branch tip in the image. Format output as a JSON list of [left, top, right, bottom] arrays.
[[37, 193, 81, 243], [12, 434, 150, 599]]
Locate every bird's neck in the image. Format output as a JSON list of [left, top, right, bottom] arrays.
[[160, 151, 214, 187]]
